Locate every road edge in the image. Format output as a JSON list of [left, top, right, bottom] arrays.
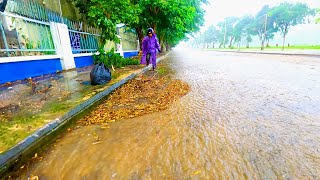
[[204, 49, 320, 57]]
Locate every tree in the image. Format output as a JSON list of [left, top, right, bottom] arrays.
[[72, 0, 206, 51], [233, 15, 254, 48], [216, 17, 238, 48], [246, 35, 252, 48], [244, 17, 256, 48], [71, 0, 140, 43], [226, 17, 239, 48], [316, 9, 320, 23], [216, 22, 225, 48], [251, 5, 277, 50], [192, 25, 219, 48], [270, 2, 314, 50], [206, 25, 219, 48], [144, 0, 207, 50]]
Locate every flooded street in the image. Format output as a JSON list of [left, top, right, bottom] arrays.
[[19, 50, 320, 179]]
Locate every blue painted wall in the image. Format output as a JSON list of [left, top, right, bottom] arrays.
[[0, 51, 139, 84], [74, 56, 94, 68], [0, 58, 62, 84], [124, 51, 139, 58]]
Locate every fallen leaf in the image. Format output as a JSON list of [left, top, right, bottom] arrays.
[[29, 175, 39, 180], [112, 173, 117, 177], [32, 153, 38, 159], [92, 141, 101, 145], [79, 76, 190, 126]]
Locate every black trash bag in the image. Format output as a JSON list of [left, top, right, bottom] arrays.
[[0, 0, 8, 12], [90, 63, 111, 85]]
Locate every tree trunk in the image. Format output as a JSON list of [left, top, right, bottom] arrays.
[[136, 27, 144, 51], [165, 42, 170, 51], [246, 41, 249, 48], [152, 23, 157, 33], [282, 26, 288, 51], [161, 43, 165, 52], [259, 33, 264, 50], [228, 37, 234, 48], [159, 33, 165, 52], [261, 39, 264, 50], [282, 35, 286, 51]]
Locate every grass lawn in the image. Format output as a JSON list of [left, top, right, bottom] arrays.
[[207, 45, 320, 51]]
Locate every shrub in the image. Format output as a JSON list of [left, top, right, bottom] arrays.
[[93, 48, 139, 68]]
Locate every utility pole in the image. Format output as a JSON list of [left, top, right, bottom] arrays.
[[223, 20, 227, 48], [261, 14, 268, 50], [264, 14, 268, 48]]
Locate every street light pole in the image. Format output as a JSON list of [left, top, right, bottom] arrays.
[[264, 14, 268, 47]]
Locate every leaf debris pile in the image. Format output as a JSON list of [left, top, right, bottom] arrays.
[[80, 76, 190, 125]]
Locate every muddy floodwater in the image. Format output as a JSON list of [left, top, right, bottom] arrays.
[[18, 50, 320, 179]]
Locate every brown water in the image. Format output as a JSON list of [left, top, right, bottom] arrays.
[[19, 50, 320, 179]]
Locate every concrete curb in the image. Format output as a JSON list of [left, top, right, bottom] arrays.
[[205, 49, 320, 57], [0, 53, 169, 170]]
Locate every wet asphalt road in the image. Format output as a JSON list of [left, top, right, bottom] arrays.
[[19, 50, 320, 179]]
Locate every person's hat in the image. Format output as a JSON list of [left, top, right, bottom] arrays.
[[147, 28, 153, 34]]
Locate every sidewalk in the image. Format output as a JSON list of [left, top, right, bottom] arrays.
[[0, 65, 144, 153], [0, 53, 172, 178], [0, 53, 168, 174], [0, 56, 158, 153], [205, 49, 320, 56]]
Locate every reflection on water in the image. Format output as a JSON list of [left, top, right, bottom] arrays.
[[19, 50, 320, 179]]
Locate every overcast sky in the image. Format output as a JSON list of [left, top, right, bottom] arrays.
[[181, 0, 320, 46], [204, 0, 320, 27]]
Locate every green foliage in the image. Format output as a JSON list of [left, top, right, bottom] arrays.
[[205, 26, 219, 44], [93, 48, 139, 68], [71, 0, 140, 43], [192, 25, 220, 48], [217, 17, 239, 47], [316, 9, 320, 23], [269, 2, 314, 49], [270, 3, 313, 36], [72, 0, 206, 49], [21, 35, 35, 49], [191, 15, 255, 48], [190, 2, 316, 50], [233, 15, 254, 44], [123, 57, 140, 66], [246, 5, 278, 49], [156, 0, 207, 47]]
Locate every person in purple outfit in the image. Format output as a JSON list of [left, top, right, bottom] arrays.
[[141, 28, 161, 70]]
